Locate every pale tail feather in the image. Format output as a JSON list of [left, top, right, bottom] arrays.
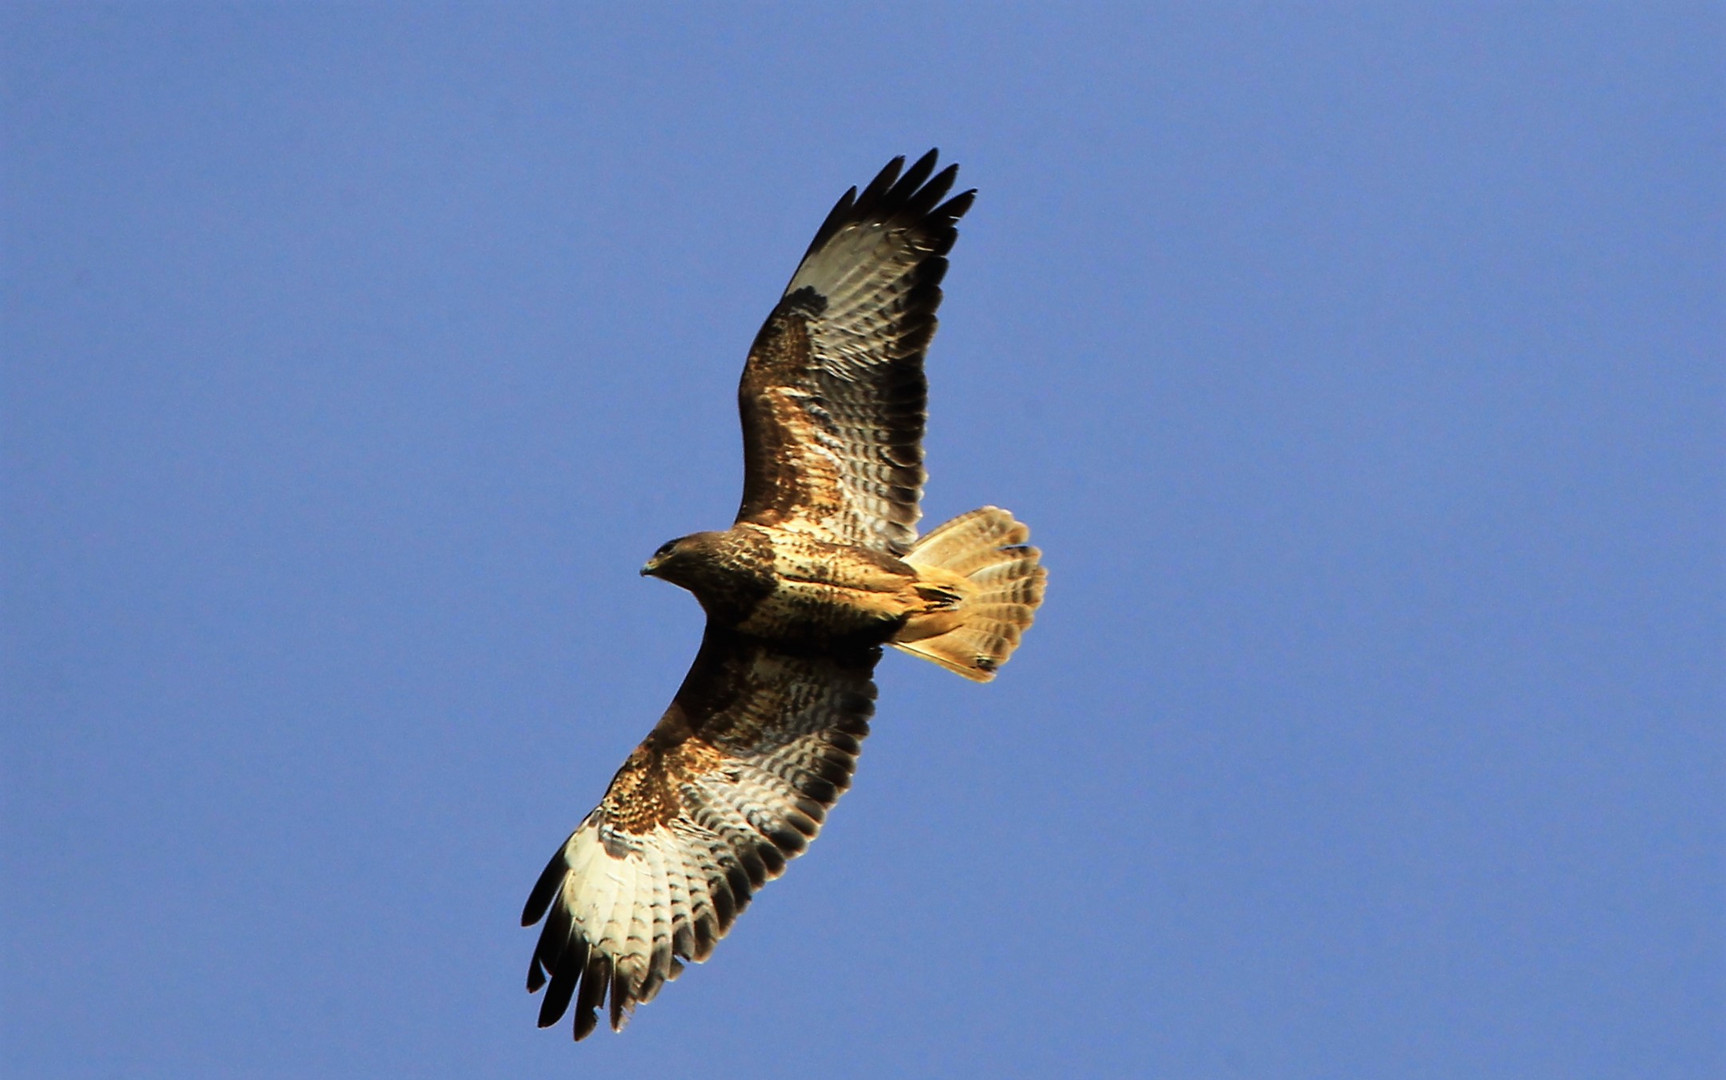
[[892, 507, 1046, 681]]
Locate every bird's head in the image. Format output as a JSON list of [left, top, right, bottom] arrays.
[[641, 536, 687, 580], [642, 532, 725, 588]]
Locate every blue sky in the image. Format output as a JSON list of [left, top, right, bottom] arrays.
[[3, 5, 1720, 1078]]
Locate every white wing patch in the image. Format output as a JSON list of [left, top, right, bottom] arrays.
[[788, 221, 928, 379]]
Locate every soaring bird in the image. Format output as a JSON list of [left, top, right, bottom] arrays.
[[523, 150, 1046, 1040]]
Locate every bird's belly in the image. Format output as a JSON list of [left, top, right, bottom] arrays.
[[731, 536, 915, 642], [735, 580, 910, 641]]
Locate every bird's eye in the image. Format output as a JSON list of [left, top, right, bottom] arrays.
[[655, 540, 678, 559]]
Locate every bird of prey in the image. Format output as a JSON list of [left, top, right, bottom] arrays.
[[522, 150, 1046, 1040]]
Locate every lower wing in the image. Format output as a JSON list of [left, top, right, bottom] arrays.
[[522, 626, 880, 1039]]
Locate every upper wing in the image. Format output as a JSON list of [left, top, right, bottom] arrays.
[[522, 626, 879, 1040], [735, 150, 975, 555]]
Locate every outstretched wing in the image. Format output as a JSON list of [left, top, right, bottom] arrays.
[[522, 627, 879, 1040], [736, 150, 975, 555]]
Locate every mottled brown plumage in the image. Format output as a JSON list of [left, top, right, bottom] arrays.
[[523, 151, 1047, 1041]]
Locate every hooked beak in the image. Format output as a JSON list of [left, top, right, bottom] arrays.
[[641, 556, 663, 578]]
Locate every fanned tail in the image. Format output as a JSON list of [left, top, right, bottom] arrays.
[[892, 507, 1046, 681]]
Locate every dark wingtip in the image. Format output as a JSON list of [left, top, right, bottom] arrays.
[[609, 967, 630, 1032], [798, 150, 972, 268], [801, 185, 859, 264], [537, 952, 580, 1028], [856, 154, 906, 207], [892, 149, 940, 204], [521, 840, 570, 927], [937, 187, 977, 226], [571, 952, 611, 1041]]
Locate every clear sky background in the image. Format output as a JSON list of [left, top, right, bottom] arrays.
[[3, 5, 1721, 1078]]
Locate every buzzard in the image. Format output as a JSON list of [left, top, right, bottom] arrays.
[[522, 150, 1047, 1040]]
